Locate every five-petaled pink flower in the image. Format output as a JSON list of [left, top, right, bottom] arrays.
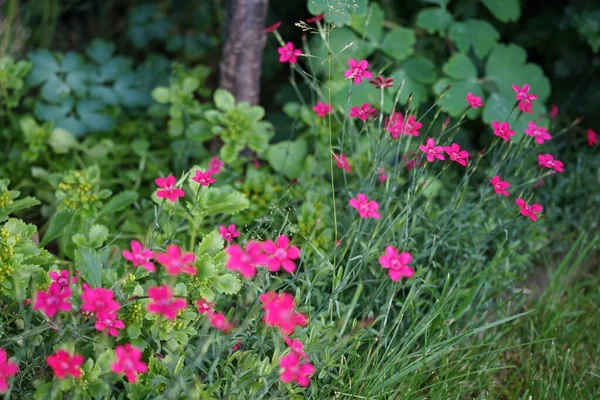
[[466, 92, 483, 109], [444, 143, 469, 167], [225, 241, 265, 278], [81, 284, 119, 314], [537, 154, 564, 173], [262, 235, 300, 273], [111, 344, 147, 384], [279, 352, 315, 387], [219, 224, 241, 242], [377, 167, 388, 183], [264, 21, 282, 33], [207, 310, 233, 332], [349, 193, 380, 219], [333, 153, 352, 173], [419, 137, 445, 162], [516, 198, 543, 222], [46, 350, 84, 379], [385, 113, 422, 138], [278, 42, 302, 64], [192, 170, 216, 186], [0, 348, 18, 394], [306, 13, 325, 23], [490, 176, 510, 196], [587, 129, 598, 147], [49, 270, 73, 293], [369, 76, 394, 89], [492, 121, 516, 141], [313, 102, 332, 117], [349, 103, 377, 120], [345, 59, 372, 84], [122, 240, 155, 272], [195, 298, 214, 314], [155, 244, 197, 276], [147, 285, 187, 320], [155, 175, 185, 202], [524, 122, 552, 144], [378, 246, 414, 281], [207, 156, 224, 174], [284, 337, 308, 360], [95, 310, 125, 337], [260, 292, 308, 336], [512, 84, 537, 113], [34, 284, 72, 318]]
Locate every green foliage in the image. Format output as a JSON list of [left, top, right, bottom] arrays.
[[0, 56, 31, 109]]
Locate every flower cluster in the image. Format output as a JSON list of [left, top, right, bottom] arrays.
[[225, 235, 300, 277]]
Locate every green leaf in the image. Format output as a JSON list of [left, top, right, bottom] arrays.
[[433, 79, 483, 118], [40, 75, 71, 103], [88, 224, 109, 248], [86, 40, 115, 64], [481, 0, 520, 23], [219, 141, 244, 163], [449, 20, 499, 59], [41, 209, 74, 247], [403, 57, 438, 84], [308, 27, 375, 75], [381, 27, 416, 61], [442, 54, 477, 80], [98, 190, 138, 216], [152, 87, 171, 103], [214, 89, 236, 112], [389, 69, 429, 108], [75, 247, 103, 288], [214, 274, 242, 295], [308, 0, 367, 26], [197, 230, 224, 256], [350, 3, 384, 42], [198, 186, 249, 216], [267, 139, 308, 179], [49, 128, 78, 154], [77, 99, 114, 132], [416, 7, 453, 34]]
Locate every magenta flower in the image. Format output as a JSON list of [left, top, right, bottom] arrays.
[[81, 284, 119, 315], [34, 284, 72, 318], [147, 285, 187, 320], [225, 241, 265, 278], [492, 121, 516, 141], [349, 103, 377, 120], [344, 58, 372, 84], [419, 137, 445, 162], [278, 42, 302, 64], [0, 348, 18, 394], [262, 235, 300, 273], [207, 156, 224, 174], [155, 244, 197, 276], [349, 193, 380, 219], [279, 352, 315, 387], [260, 291, 308, 336], [537, 154, 564, 173], [155, 175, 185, 202], [313, 102, 332, 117], [549, 105, 558, 119], [192, 170, 216, 187], [516, 198, 543, 222], [524, 122, 552, 144], [378, 246, 414, 281], [512, 84, 537, 114], [207, 310, 233, 332], [333, 153, 352, 173], [195, 298, 214, 314], [219, 224, 241, 242], [111, 344, 147, 384], [369, 76, 394, 89], [264, 21, 282, 33], [95, 310, 125, 337], [377, 167, 388, 183], [385, 113, 422, 138], [587, 129, 598, 147], [490, 176, 510, 196], [466, 92, 483, 109], [306, 13, 325, 23], [122, 240, 155, 272], [284, 337, 308, 360], [46, 350, 84, 379], [49, 270, 72, 293], [444, 143, 470, 167]]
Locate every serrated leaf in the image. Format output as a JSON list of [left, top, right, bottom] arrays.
[[75, 247, 103, 287], [214, 274, 242, 295], [88, 224, 109, 248], [197, 230, 224, 256], [449, 19, 499, 59], [198, 186, 249, 216], [416, 7, 453, 34], [41, 209, 74, 246], [481, 0, 520, 23], [381, 27, 416, 61]]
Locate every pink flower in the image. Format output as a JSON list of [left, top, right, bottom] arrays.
[[81, 284, 119, 315], [155, 175, 185, 202], [49, 270, 72, 293], [524, 122, 552, 144], [260, 291, 308, 336], [192, 170, 216, 187], [0, 348, 18, 394], [512, 84, 537, 113], [147, 285, 187, 320], [46, 350, 84, 379], [378, 246, 414, 281], [207, 156, 224, 174], [349, 193, 380, 219], [313, 102, 332, 117], [111, 344, 147, 384], [466, 92, 483, 109], [492, 121, 516, 141], [333, 153, 352, 173], [225, 241, 265, 278], [344, 58, 372, 84], [385, 113, 422, 138], [195, 298, 214, 314], [207, 310, 233, 332], [537, 154, 564, 173], [444, 143, 469, 167], [231, 340, 242, 351], [549, 105, 558, 119], [262, 235, 300, 273], [155, 244, 197, 276], [122, 240, 155, 272], [34, 284, 72, 318], [95, 310, 125, 337], [377, 167, 388, 183], [306, 13, 325, 23], [490, 176, 510, 196], [284, 337, 308, 360], [278, 42, 302, 64], [369, 76, 394, 89], [516, 198, 543, 222], [587, 129, 598, 147], [419, 137, 445, 162], [349, 103, 377, 120], [219, 224, 241, 242], [279, 352, 315, 387], [265, 21, 282, 33]]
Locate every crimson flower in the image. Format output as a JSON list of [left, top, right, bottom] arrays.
[[207, 310, 233, 332], [419, 137, 445, 162], [155, 175, 185, 202], [49, 270, 73, 293], [264, 21, 282, 33], [490, 176, 510, 196], [492, 121, 515, 141], [195, 298, 214, 314], [284, 337, 308, 360], [0, 348, 18, 394], [516, 198, 543, 222], [444, 143, 469, 167], [155, 244, 197, 276], [81, 284, 119, 314], [512, 84, 537, 114], [524, 122, 552, 144], [537, 154, 564, 173], [466, 92, 483, 108], [207, 156, 224, 174], [111, 344, 147, 384], [219, 224, 241, 242], [548, 105, 558, 119], [225, 241, 265, 278], [349, 103, 377, 120], [344, 58, 372, 84], [385, 113, 422, 138], [377, 167, 388, 183], [369, 75, 394, 89], [192, 170, 216, 186], [147, 285, 187, 320], [122, 240, 155, 272], [34, 284, 72, 318], [378, 246, 414, 281], [587, 129, 598, 147], [260, 291, 307, 336], [313, 102, 332, 117], [262, 235, 300, 273], [332, 153, 352, 173], [46, 350, 84, 379], [95, 310, 125, 337], [349, 193, 380, 219], [278, 42, 302, 64], [279, 352, 315, 387]]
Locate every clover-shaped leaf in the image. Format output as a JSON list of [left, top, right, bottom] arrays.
[[449, 19, 499, 59]]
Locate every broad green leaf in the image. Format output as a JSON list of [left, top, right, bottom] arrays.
[[381, 27, 416, 61], [416, 7, 453, 34], [77, 99, 114, 132], [214, 274, 242, 295], [389, 69, 429, 108], [75, 247, 103, 287], [40, 75, 71, 103], [350, 3, 384, 42], [449, 20, 499, 59], [198, 186, 250, 216], [41, 209, 75, 246], [34, 100, 73, 122], [197, 230, 224, 256], [308, 0, 367, 26], [88, 224, 109, 248], [49, 128, 78, 154], [481, 0, 520, 23], [442, 54, 477, 80], [86, 40, 115, 64], [98, 190, 138, 216], [433, 79, 483, 118], [214, 89, 236, 112], [403, 57, 438, 84], [267, 139, 308, 179], [309, 27, 375, 75], [152, 87, 171, 103]]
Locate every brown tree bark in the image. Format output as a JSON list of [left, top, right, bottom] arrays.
[[219, 0, 268, 105]]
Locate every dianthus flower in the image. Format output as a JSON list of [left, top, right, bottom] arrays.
[[259, 291, 308, 335], [95, 310, 125, 337], [155, 175, 185, 202], [34, 284, 72, 318], [0, 348, 18, 394], [46, 350, 84, 379], [369, 76, 394, 89], [419, 137, 445, 162], [516, 198, 543, 221], [155, 244, 197, 276], [262, 235, 300, 273], [444, 143, 469, 167], [147, 285, 187, 320], [207, 310, 233, 332], [192, 170, 216, 187], [225, 241, 265, 278], [333, 153, 352, 173], [537, 154, 564, 172], [349, 103, 377, 120], [587, 129, 598, 147], [219, 224, 241, 242], [512, 84, 537, 114], [524, 122, 552, 144], [490, 175, 510, 196], [279, 352, 315, 387], [111, 344, 147, 384], [122, 240, 155, 272], [385, 113, 422, 138], [195, 298, 214, 314], [378, 246, 414, 281], [278, 42, 301, 64], [466, 92, 483, 108], [349, 193, 380, 219], [345, 58, 372, 84], [207, 156, 224, 174], [313, 102, 332, 117], [492, 121, 515, 141]]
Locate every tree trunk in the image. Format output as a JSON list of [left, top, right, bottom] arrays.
[[219, 0, 268, 105]]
